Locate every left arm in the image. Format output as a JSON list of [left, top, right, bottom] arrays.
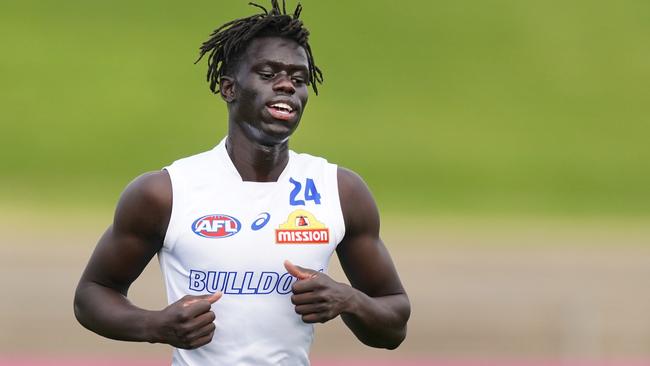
[[285, 167, 410, 349]]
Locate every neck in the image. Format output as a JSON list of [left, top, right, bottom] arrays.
[[226, 123, 289, 182]]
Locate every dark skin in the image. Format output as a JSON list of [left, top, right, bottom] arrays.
[[74, 36, 410, 351]]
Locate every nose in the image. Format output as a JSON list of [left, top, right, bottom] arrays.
[[272, 72, 295, 95]]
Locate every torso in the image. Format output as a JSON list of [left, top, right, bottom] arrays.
[[159, 137, 345, 366]]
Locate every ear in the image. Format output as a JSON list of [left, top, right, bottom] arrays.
[[219, 76, 236, 103]]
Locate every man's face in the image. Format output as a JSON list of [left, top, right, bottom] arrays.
[[224, 36, 310, 146]]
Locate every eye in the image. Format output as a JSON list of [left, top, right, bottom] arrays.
[[291, 76, 306, 85], [259, 71, 275, 80]]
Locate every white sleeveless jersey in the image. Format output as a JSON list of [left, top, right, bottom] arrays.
[[158, 137, 345, 366]]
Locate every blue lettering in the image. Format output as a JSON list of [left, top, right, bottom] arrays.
[[289, 177, 322, 206], [276, 272, 295, 294], [188, 269, 299, 295], [289, 178, 305, 206], [189, 270, 206, 291], [206, 271, 227, 293], [224, 271, 242, 294], [241, 271, 258, 294], [258, 272, 279, 294], [304, 178, 322, 204]]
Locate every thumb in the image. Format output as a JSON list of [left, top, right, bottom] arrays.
[[284, 260, 317, 280], [207, 291, 223, 304], [183, 291, 222, 307]]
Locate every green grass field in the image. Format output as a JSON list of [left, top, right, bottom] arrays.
[[1, 0, 649, 216]]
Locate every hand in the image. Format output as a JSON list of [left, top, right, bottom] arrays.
[[284, 260, 355, 324], [152, 292, 222, 349]]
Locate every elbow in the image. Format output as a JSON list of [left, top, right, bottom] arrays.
[[380, 325, 408, 350], [73, 296, 85, 325], [381, 300, 410, 350], [386, 327, 407, 350], [362, 308, 410, 350], [73, 285, 91, 329], [346, 293, 411, 350], [73, 290, 84, 325], [360, 325, 407, 350]]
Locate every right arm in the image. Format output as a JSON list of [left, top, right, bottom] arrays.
[[73, 171, 220, 349]]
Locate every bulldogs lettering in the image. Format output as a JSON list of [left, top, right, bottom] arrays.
[[189, 269, 298, 295]]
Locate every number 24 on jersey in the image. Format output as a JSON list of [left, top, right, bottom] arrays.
[[289, 178, 321, 206]]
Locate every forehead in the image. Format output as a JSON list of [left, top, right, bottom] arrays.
[[241, 36, 309, 69]]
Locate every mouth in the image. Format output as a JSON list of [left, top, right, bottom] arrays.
[[265, 102, 298, 121]]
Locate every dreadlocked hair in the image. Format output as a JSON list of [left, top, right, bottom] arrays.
[[195, 0, 324, 95]]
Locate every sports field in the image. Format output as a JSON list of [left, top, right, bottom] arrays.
[[1, 215, 650, 365], [1, 0, 649, 365]]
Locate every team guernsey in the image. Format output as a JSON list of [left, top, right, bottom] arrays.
[[159, 137, 345, 366]]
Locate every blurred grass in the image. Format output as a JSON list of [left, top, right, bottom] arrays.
[[0, 0, 649, 216]]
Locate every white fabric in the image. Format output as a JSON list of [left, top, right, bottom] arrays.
[[158, 137, 345, 366]]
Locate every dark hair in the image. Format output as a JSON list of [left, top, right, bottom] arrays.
[[195, 0, 324, 95]]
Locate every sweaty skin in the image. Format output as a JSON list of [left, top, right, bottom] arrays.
[[74, 36, 410, 350]]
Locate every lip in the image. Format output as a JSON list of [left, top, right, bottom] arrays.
[[265, 105, 297, 121], [265, 98, 300, 122]]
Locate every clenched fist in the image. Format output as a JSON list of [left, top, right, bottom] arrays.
[[284, 260, 355, 324], [151, 292, 222, 349]]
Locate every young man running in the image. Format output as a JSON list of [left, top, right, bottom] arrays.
[[74, 2, 410, 365]]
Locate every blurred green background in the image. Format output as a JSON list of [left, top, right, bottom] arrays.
[[1, 0, 649, 216]]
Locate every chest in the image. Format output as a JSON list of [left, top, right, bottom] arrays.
[[168, 175, 339, 274]]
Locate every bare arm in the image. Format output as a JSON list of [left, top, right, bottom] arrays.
[[73, 171, 220, 349], [286, 167, 410, 349]]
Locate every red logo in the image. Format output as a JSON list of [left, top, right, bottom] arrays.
[[192, 214, 241, 239], [276, 210, 329, 244]]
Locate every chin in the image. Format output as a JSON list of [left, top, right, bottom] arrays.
[[241, 122, 294, 146]]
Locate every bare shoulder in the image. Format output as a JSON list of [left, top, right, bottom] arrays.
[[337, 167, 365, 192], [337, 166, 379, 236], [114, 170, 172, 241], [119, 170, 171, 207], [337, 167, 375, 202]]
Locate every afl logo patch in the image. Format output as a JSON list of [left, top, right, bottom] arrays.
[[192, 214, 241, 239]]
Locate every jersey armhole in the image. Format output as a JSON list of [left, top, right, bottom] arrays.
[[330, 163, 346, 248], [161, 166, 182, 252]]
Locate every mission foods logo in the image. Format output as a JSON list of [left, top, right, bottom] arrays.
[[192, 214, 241, 238], [275, 209, 329, 244]]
